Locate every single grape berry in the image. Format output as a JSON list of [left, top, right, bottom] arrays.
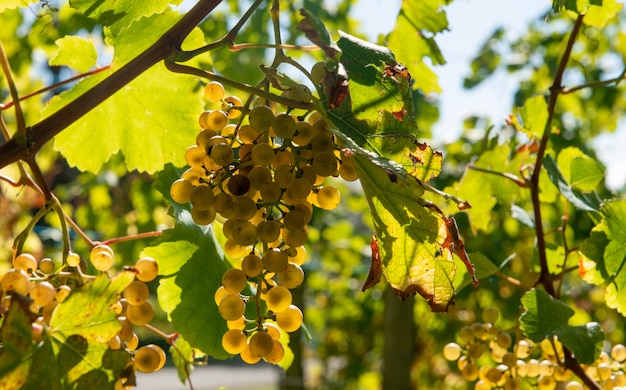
[[275, 305, 303, 332], [265, 285, 292, 313], [218, 294, 246, 321], [263, 248, 289, 273], [1, 268, 31, 295], [249, 105, 275, 132], [126, 301, 154, 325], [204, 81, 225, 102], [90, 244, 115, 272], [222, 329, 248, 354], [222, 269, 248, 294], [124, 281, 150, 306], [248, 331, 274, 358], [13, 253, 37, 272], [134, 344, 166, 373]]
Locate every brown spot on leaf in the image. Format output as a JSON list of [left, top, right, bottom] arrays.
[[383, 62, 411, 82], [392, 107, 407, 120]]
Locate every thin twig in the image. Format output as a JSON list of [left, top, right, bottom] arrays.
[[175, 0, 264, 62], [101, 231, 163, 246], [494, 272, 523, 286], [468, 163, 527, 187], [0, 41, 26, 138], [526, 13, 601, 390], [530, 14, 585, 297], [0, 65, 111, 111], [562, 66, 626, 94], [64, 213, 95, 248], [230, 43, 318, 52]]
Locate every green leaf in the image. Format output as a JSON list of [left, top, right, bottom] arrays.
[[579, 199, 626, 314], [444, 169, 496, 233], [297, 8, 340, 59], [584, 0, 621, 28], [46, 9, 205, 174], [520, 289, 604, 364], [69, 0, 182, 37], [543, 154, 600, 212], [579, 228, 610, 284], [511, 204, 535, 228], [170, 336, 194, 385], [144, 166, 231, 358], [520, 95, 548, 139], [387, 0, 448, 93], [46, 271, 135, 387], [557, 147, 605, 192], [347, 141, 457, 311], [21, 338, 64, 390], [0, 296, 33, 388], [50, 272, 135, 344], [598, 200, 626, 313], [0, 0, 37, 12], [324, 32, 442, 182], [454, 253, 499, 291], [49, 36, 98, 73]]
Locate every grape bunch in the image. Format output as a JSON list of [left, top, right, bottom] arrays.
[[443, 308, 626, 389], [1, 246, 167, 387], [169, 80, 358, 364]]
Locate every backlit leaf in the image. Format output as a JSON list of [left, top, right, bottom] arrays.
[[69, 0, 182, 36], [543, 154, 600, 212], [345, 141, 458, 311], [520, 95, 548, 139], [0, 0, 36, 12], [46, 9, 205, 174], [48, 271, 135, 386], [557, 147, 605, 192], [0, 296, 33, 389], [49, 36, 98, 73], [520, 288, 604, 364], [170, 336, 194, 384], [144, 165, 231, 359], [584, 0, 621, 28]]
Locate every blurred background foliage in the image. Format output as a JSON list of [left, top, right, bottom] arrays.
[[1, 1, 626, 389]]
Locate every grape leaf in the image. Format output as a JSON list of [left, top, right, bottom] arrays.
[[520, 288, 604, 364], [584, 0, 622, 28], [144, 166, 231, 359], [579, 228, 610, 285], [69, 0, 182, 37], [520, 95, 548, 139], [557, 147, 605, 192], [297, 8, 340, 59], [50, 272, 135, 344], [45, 9, 205, 174], [47, 272, 135, 385], [543, 154, 600, 212], [0, 0, 36, 12], [170, 336, 194, 385], [579, 199, 626, 314], [49, 36, 98, 73], [325, 32, 442, 182], [387, 0, 447, 93], [0, 295, 33, 389], [454, 253, 500, 291], [345, 140, 464, 311], [300, 15, 474, 309]]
